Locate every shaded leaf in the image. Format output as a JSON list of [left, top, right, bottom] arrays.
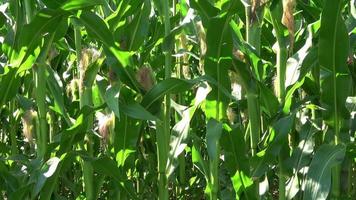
[[304, 144, 346, 200]]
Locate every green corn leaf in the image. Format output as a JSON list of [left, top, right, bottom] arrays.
[[90, 156, 138, 199], [39, 153, 75, 200], [0, 12, 6, 27], [221, 124, 257, 199], [319, 0, 351, 127], [190, 0, 219, 24], [79, 11, 115, 47], [304, 144, 346, 200], [82, 58, 104, 88], [167, 84, 210, 177], [106, 0, 140, 31], [125, 0, 151, 51], [204, 14, 232, 120], [32, 157, 61, 198], [114, 114, 141, 167], [192, 143, 208, 178], [17, 9, 67, 66], [253, 114, 295, 178], [60, 0, 106, 11], [285, 122, 317, 199], [141, 78, 194, 110], [79, 11, 141, 92], [40, 0, 105, 10], [97, 79, 121, 120], [120, 103, 158, 121], [46, 66, 71, 124], [0, 67, 21, 108], [206, 119, 222, 162]]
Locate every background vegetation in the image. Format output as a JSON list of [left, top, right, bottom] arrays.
[[0, 0, 355, 199]]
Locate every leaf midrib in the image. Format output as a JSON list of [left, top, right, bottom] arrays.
[[216, 16, 231, 119], [128, 2, 145, 50], [332, 1, 342, 140]]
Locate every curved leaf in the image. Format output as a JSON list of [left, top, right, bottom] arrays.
[[141, 78, 194, 109], [304, 144, 346, 200]]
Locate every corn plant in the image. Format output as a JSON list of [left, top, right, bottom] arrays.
[[0, 0, 355, 199]]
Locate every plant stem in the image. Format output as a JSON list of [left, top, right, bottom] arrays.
[[276, 46, 288, 101], [245, 7, 261, 54], [276, 45, 287, 200], [23, 0, 33, 23], [173, 0, 186, 188], [245, 2, 262, 197], [9, 101, 18, 155], [209, 149, 220, 200], [34, 32, 55, 158], [155, 0, 172, 199], [74, 24, 94, 200], [246, 91, 260, 156], [269, 7, 288, 199]]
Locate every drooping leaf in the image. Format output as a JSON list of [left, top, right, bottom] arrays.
[[253, 114, 295, 178], [32, 157, 61, 198]]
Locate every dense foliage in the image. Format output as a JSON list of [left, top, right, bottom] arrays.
[[0, 0, 355, 199]]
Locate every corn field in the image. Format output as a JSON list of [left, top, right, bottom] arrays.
[[0, 0, 355, 199]]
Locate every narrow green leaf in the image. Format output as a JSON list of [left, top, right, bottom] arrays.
[[97, 80, 121, 120], [32, 157, 61, 198], [79, 11, 114, 47]]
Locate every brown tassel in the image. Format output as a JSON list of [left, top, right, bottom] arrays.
[[282, 0, 296, 53]]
